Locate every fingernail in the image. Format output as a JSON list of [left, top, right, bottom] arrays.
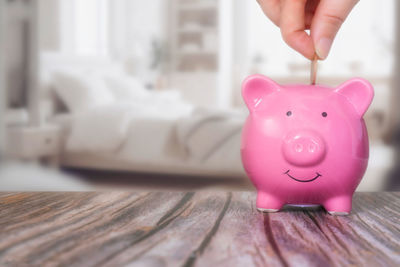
[[315, 37, 332, 60]]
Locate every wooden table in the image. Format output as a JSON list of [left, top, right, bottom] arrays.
[[0, 192, 399, 267]]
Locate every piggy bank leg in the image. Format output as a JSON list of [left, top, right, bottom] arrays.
[[323, 195, 352, 216], [256, 192, 284, 212]]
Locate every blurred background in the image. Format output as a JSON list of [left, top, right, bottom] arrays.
[[0, 0, 399, 191]]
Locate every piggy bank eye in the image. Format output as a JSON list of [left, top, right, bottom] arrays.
[[286, 111, 292, 117], [322, 112, 328, 117]]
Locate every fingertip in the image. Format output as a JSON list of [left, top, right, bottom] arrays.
[[279, 0, 315, 59], [311, 0, 359, 60], [315, 37, 332, 60], [281, 30, 315, 60]]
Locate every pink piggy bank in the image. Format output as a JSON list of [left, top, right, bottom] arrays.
[[241, 75, 374, 215]]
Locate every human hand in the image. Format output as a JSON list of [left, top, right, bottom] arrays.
[[257, 0, 359, 60]]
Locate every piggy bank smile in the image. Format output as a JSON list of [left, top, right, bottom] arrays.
[[284, 170, 322, 183]]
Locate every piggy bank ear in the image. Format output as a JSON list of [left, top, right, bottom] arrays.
[[242, 75, 280, 111], [334, 78, 374, 117]]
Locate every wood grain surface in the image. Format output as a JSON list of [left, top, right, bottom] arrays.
[[0, 192, 399, 267]]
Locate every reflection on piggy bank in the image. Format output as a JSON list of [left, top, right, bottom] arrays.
[[241, 75, 374, 215]]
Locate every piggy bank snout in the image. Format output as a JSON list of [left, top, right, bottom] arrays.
[[283, 131, 326, 167]]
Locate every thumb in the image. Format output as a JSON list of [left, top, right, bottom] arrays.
[[311, 0, 359, 59]]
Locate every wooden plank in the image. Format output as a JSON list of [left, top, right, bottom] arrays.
[[0, 192, 399, 267], [0, 192, 187, 266], [195, 192, 284, 267], [98, 192, 231, 267], [196, 192, 400, 267]]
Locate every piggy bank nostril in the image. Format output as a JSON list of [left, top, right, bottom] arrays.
[[309, 143, 317, 153], [294, 143, 303, 152]]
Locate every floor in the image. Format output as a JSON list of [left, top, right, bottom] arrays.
[[63, 142, 399, 192], [0, 152, 399, 191], [63, 168, 254, 191]]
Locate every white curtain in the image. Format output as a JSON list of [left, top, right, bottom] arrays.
[[59, 0, 109, 56]]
